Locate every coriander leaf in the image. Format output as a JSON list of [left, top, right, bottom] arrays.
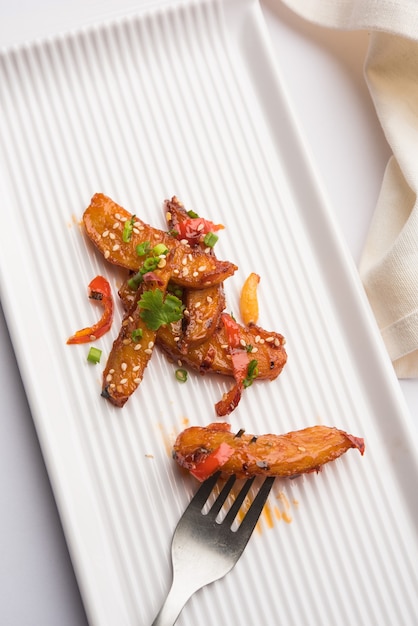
[[138, 289, 184, 330]]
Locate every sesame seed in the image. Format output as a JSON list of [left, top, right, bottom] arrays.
[[120, 378, 128, 385], [132, 365, 140, 372], [174, 336, 180, 342], [144, 348, 152, 355], [102, 230, 109, 238], [173, 268, 180, 275], [197, 222, 204, 231], [132, 228, 140, 235], [116, 385, 123, 393], [194, 302, 201, 308], [188, 253, 193, 261], [121, 362, 127, 372], [148, 341, 154, 349], [182, 257, 187, 266], [221, 344, 228, 349], [206, 296, 213, 303], [265, 336, 274, 343], [112, 222, 119, 229], [251, 347, 258, 353], [134, 344, 142, 351], [177, 359, 183, 366], [112, 244, 120, 251], [134, 377, 141, 384], [180, 239, 188, 245], [104, 250, 110, 259], [193, 271, 198, 277], [182, 268, 189, 276], [198, 265, 206, 272], [114, 213, 121, 220], [240, 339, 246, 347], [109, 232, 116, 240], [128, 316, 134, 323], [274, 338, 281, 347], [109, 369, 115, 374], [106, 374, 113, 382], [255, 335, 261, 343]]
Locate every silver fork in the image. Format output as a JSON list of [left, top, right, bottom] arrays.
[[151, 472, 275, 625]]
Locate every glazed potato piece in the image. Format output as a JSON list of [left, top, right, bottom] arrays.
[[156, 316, 287, 380], [164, 196, 226, 350], [173, 422, 365, 480], [83, 193, 237, 288], [102, 266, 172, 407]]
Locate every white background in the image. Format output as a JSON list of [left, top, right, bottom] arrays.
[[0, 1, 416, 624]]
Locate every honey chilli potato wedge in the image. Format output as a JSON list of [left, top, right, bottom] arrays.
[[173, 422, 365, 481], [83, 193, 237, 288], [156, 315, 287, 379]]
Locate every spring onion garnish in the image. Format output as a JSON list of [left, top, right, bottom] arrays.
[[152, 243, 168, 256], [203, 232, 218, 248], [175, 368, 188, 383], [138, 289, 185, 330], [136, 241, 151, 257], [87, 346, 102, 364], [243, 359, 259, 388], [122, 216, 136, 242], [131, 328, 143, 342], [187, 210, 199, 218]]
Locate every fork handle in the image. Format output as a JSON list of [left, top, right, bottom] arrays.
[[151, 578, 193, 626]]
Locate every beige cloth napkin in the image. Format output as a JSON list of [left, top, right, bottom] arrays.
[[281, 0, 418, 377]]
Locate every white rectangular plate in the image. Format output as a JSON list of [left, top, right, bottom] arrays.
[[0, 1, 417, 624]]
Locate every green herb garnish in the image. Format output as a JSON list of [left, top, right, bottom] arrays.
[[243, 359, 259, 388], [175, 368, 188, 383], [138, 289, 184, 330], [87, 346, 102, 364], [203, 231, 218, 248]]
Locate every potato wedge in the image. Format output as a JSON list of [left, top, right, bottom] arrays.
[[83, 193, 237, 288], [102, 266, 172, 407], [156, 317, 287, 380], [173, 422, 365, 480], [164, 196, 226, 350]]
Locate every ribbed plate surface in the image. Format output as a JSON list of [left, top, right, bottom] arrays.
[[0, 1, 417, 624]]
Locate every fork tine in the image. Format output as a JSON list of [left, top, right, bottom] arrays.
[[207, 474, 236, 517], [222, 476, 256, 527], [238, 476, 275, 535], [187, 471, 221, 509]]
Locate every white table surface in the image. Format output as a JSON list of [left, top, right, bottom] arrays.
[[0, 1, 416, 624]]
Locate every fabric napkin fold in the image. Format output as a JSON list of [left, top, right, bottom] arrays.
[[281, 0, 418, 377]]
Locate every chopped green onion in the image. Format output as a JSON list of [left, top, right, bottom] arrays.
[[143, 256, 159, 272], [128, 271, 143, 290], [243, 359, 259, 388], [187, 210, 199, 218], [87, 346, 102, 364], [153, 243, 169, 256], [122, 216, 136, 242], [203, 231, 218, 248], [175, 368, 188, 383], [131, 328, 143, 342], [136, 241, 151, 257]]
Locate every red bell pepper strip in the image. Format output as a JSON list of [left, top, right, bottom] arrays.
[[175, 217, 224, 246], [190, 442, 235, 482], [215, 313, 255, 416], [67, 275, 113, 344]]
